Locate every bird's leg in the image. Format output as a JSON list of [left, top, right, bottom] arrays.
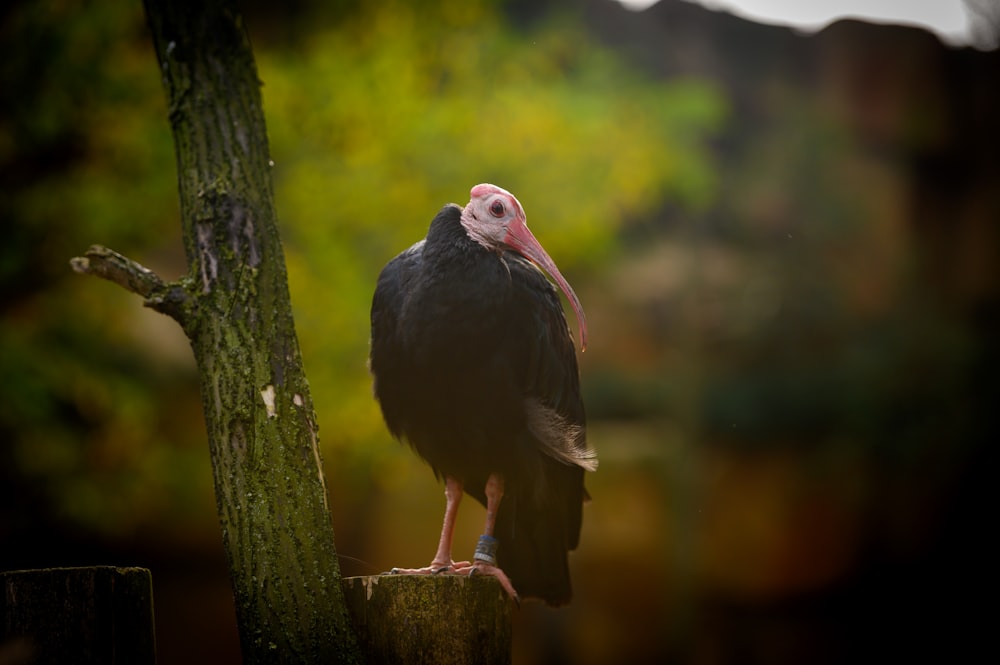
[[389, 475, 469, 575], [430, 475, 471, 571], [455, 473, 520, 604]]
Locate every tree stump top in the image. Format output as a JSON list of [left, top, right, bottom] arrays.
[[342, 574, 512, 665]]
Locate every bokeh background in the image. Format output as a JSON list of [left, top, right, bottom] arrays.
[[2, 1, 997, 663]]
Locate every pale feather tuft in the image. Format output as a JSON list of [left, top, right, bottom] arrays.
[[524, 399, 598, 472]]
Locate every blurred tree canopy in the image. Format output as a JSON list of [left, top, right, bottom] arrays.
[[1, 1, 197, 544], [0, 0, 723, 545]]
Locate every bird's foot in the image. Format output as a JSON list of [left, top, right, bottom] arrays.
[[387, 560, 472, 576], [456, 534, 519, 604], [461, 561, 520, 607], [387, 561, 520, 606]]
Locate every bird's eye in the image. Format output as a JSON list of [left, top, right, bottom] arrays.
[[489, 200, 505, 218]]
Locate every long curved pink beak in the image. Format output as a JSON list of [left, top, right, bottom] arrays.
[[504, 219, 588, 352]]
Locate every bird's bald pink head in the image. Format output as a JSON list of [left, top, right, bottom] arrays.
[[460, 183, 588, 351], [470, 183, 524, 219]]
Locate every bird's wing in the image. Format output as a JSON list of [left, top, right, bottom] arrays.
[[506, 254, 596, 472], [369, 240, 425, 439]]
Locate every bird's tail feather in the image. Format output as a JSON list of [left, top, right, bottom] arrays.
[[495, 472, 582, 606]]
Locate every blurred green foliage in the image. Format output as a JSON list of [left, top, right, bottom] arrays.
[[0, 1, 200, 543]]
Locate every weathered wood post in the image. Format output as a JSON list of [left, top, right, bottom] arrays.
[[0, 566, 156, 665], [342, 575, 512, 665]]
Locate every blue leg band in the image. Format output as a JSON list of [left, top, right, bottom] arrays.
[[473, 534, 498, 565]]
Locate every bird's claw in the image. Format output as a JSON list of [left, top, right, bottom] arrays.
[[465, 561, 520, 607]]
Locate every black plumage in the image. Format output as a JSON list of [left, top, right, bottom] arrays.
[[369, 185, 595, 605]]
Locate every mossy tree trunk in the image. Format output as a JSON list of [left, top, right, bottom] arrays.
[[72, 0, 361, 662]]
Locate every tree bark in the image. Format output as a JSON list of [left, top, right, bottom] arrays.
[[73, 1, 361, 662]]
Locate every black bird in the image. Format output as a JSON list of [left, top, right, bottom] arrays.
[[369, 183, 596, 605]]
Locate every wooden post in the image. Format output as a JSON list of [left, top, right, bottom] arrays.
[[342, 575, 512, 665], [0, 566, 156, 665]]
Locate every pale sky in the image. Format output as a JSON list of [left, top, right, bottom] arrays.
[[617, 0, 975, 47]]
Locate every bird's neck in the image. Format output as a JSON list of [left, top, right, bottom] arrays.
[[419, 205, 513, 302], [426, 204, 501, 263]]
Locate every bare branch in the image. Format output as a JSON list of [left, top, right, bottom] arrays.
[[71, 245, 164, 296], [70, 245, 191, 325]]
